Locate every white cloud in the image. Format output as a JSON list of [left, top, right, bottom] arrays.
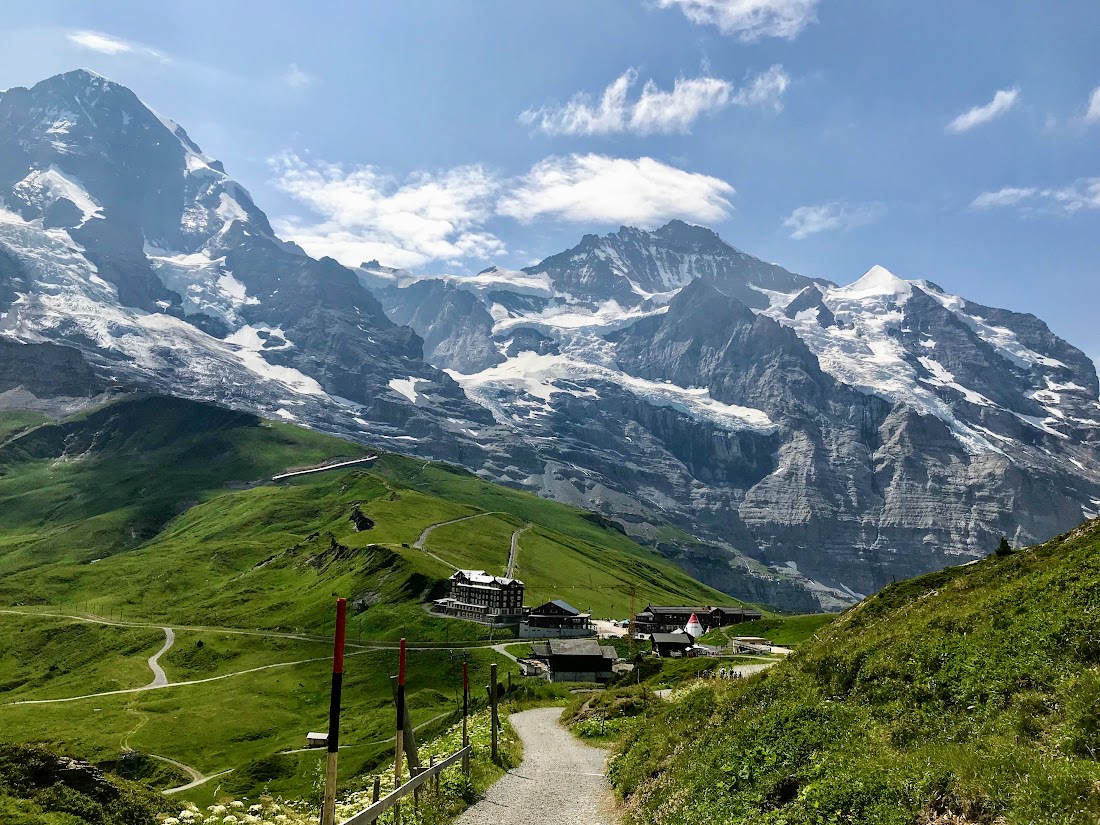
[[271, 152, 736, 267], [783, 201, 885, 239], [946, 88, 1020, 133], [1043, 177, 1100, 213], [66, 30, 166, 61], [1086, 85, 1100, 123], [521, 66, 788, 136], [284, 63, 312, 90], [969, 178, 1100, 214], [730, 64, 790, 109], [969, 187, 1037, 210], [658, 0, 818, 40], [498, 154, 734, 225], [269, 154, 505, 269]]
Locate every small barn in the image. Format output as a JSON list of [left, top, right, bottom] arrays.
[[519, 599, 593, 638], [529, 638, 618, 682], [649, 632, 695, 658]]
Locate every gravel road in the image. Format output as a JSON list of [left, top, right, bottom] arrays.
[[456, 706, 618, 825]]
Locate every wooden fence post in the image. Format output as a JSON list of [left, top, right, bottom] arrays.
[[490, 662, 499, 764], [461, 661, 470, 777], [394, 638, 406, 825]]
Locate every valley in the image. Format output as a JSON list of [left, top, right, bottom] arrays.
[[0, 394, 744, 807]]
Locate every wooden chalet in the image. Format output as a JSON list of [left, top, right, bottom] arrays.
[[648, 632, 695, 658], [634, 605, 762, 635], [519, 598, 593, 638], [528, 638, 618, 682]]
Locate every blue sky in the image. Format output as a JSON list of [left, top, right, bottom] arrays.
[[2, 1, 1099, 362]]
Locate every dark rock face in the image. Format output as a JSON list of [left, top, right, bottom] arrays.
[[369, 278, 503, 374], [0, 339, 103, 398]]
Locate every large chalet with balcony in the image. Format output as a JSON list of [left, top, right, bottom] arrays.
[[431, 569, 525, 626]]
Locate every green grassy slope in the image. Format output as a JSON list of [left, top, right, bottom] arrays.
[[609, 519, 1100, 825], [0, 394, 737, 625], [0, 393, 741, 807]]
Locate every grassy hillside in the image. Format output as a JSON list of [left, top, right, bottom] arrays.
[[608, 519, 1100, 824], [0, 394, 737, 625], [0, 393, 741, 806]]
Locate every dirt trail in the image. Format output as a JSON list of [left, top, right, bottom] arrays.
[[145, 627, 174, 688], [455, 707, 618, 825], [413, 511, 499, 551]]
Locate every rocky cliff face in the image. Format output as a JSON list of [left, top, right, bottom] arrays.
[[2, 71, 1097, 610], [0, 69, 492, 454], [375, 224, 1100, 608]]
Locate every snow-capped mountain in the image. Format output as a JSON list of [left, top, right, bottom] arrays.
[[0, 69, 492, 452], [2, 70, 1098, 610], [367, 222, 1100, 609]]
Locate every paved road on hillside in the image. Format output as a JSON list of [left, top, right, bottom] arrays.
[[456, 707, 618, 825], [145, 627, 175, 688], [506, 524, 530, 578]]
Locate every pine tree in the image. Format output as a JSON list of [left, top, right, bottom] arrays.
[[995, 536, 1013, 556]]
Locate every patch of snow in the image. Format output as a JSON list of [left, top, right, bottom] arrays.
[[216, 271, 259, 307], [389, 377, 425, 404], [492, 299, 667, 336], [225, 324, 292, 352], [13, 166, 104, 226], [917, 357, 994, 406], [274, 408, 297, 421], [918, 283, 1068, 370], [447, 351, 775, 434]]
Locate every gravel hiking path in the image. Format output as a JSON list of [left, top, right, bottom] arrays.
[[456, 706, 618, 825], [145, 627, 174, 688], [413, 512, 500, 550]]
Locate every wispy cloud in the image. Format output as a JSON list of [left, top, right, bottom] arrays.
[[269, 154, 505, 270], [657, 0, 818, 40], [970, 178, 1100, 213], [284, 63, 312, 90], [783, 201, 885, 239], [521, 66, 789, 136], [946, 88, 1020, 133], [969, 187, 1037, 210], [1086, 85, 1100, 123], [66, 30, 167, 61], [271, 152, 736, 267], [498, 154, 734, 225], [729, 65, 790, 108]]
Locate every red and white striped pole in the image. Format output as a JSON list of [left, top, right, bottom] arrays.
[[394, 638, 407, 825], [321, 598, 347, 825]]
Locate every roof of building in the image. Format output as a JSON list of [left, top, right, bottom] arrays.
[[549, 599, 580, 614], [451, 569, 523, 587], [649, 632, 694, 645]]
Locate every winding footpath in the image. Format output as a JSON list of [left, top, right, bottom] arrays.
[[145, 627, 174, 688], [456, 707, 619, 825]]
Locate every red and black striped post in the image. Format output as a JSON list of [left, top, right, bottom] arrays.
[[394, 637, 407, 825], [321, 598, 347, 825]]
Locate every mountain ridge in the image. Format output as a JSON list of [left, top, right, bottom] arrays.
[[1, 69, 1098, 610]]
